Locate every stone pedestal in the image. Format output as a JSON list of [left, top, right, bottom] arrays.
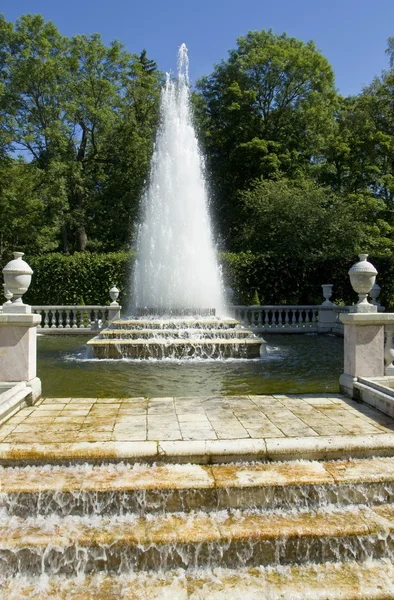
[[318, 306, 337, 333], [0, 312, 42, 400], [339, 313, 385, 398]]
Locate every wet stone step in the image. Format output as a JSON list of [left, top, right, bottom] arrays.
[[111, 319, 240, 330], [86, 338, 263, 359], [1, 505, 394, 575], [98, 328, 257, 339], [2, 459, 394, 516], [2, 558, 394, 599]]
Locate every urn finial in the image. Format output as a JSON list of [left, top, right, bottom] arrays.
[[348, 254, 377, 313], [2, 252, 33, 313]]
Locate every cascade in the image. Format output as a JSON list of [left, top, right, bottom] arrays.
[[2, 457, 394, 597]]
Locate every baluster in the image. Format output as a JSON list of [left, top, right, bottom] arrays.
[[285, 308, 290, 329], [58, 310, 64, 328], [79, 309, 85, 328], [94, 309, 99, 330], [51, 310, 57, 328], [305, 309, 311, 325], [72, 309, 78, 328], [36, 310, 42, 328], [43, 310, 50, 328], [264, 309, 270, 328], [65, 310, 71, 328], [257, 308, 262, 327], [384, 326, 394, 372]]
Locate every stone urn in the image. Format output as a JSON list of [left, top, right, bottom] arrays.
[[348, 254, 377, 311], [370, 283, 381, 306], [109, 285, 120, 306], [2, 252, 33, 307], [321, 284, 333, 307]]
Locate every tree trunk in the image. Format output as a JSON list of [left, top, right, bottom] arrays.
[[61, 224, 69, 254], [77, 228, 87, 252]]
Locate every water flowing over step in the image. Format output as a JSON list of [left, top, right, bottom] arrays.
[[4, 559, 394, 599], [2, 458, 394, 588], [87, 318, 265, 359], [3, 459, 394, 516], [2, 502, 394, 575]]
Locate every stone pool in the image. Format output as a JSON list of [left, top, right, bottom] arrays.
[[37, 333, 343, 397]]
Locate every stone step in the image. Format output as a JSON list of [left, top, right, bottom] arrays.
[[111, 318, 240, 330], [2, 458, 394, 516], [86, 337, 263, 359], [98, 328, 257, 339], [1, 504, 394, 575], [2, 559, 394, 599]]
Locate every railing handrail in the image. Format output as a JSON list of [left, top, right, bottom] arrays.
[[233, 304, 319, 309], [32, 305, 110, 310]]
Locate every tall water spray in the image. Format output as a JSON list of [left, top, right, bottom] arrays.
[[132, 44, 226, 316]]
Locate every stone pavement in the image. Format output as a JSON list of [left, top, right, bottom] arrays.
[[1, 393, 394, 445]]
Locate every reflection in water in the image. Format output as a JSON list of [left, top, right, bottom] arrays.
[[37, 334, 343, 398]]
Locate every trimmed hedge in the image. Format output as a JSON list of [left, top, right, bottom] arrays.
[[22, 250, 394, 310], [25, 252, 132, 306]]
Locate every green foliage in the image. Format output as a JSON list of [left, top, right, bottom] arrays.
[[20, 250, 394, 311], [24, 252, 132, 305], [251, 290, 260, 305], [194, 28, 337, 240], [233, 178, 394, 259], [2, 17, 394, 312], [0, 14, 161, 254]]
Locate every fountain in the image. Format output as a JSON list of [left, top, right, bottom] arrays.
[[88, 44, 264, 359]]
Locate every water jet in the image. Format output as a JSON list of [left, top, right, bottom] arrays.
[[88, 44, 265, 359]]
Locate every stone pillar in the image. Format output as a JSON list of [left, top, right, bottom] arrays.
[[108, 305, 121, 322], [1, 252, 41, 401], [318, 283, 336, 333], [0, 311, 42, 400], [108, 286, 121, 323], [318, 306, 337, 333], [339, 313, 385, 398]]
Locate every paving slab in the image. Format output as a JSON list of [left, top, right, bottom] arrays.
[[2, 394, 394, 463]]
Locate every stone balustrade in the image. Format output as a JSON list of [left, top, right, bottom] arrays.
[[233, 305, 347, 333], [23, 303, 355, 334], [32, 305, 120, 332]]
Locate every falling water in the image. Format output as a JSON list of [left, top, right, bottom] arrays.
[[132, 44, 226, 315]]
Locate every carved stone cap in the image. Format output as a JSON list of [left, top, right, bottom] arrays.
[[348, 254, 377, 275], [2, 252, 33, 275]]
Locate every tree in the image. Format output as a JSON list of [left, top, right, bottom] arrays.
[[233, 178, 393, 258], [0, 14, 162, 253], [195, 29, 337, 243], [0, 157, 62, 260]]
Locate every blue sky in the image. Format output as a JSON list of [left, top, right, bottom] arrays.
[[1, 0, 393, 95]]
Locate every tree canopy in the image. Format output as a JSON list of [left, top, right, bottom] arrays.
[[1, 16, 394, 304], [0, 14, 161, 258]]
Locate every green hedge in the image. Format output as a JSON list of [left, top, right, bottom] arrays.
[[22, 250, 394, 310], [25, 252, 132, 306]]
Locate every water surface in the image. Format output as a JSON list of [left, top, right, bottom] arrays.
[[37, 334, 343, 398]]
